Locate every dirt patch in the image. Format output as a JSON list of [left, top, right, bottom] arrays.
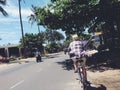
[[85, 50, 120, 90], [88, 69, 120, 90]]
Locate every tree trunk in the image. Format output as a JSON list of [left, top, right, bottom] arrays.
[[18, 0, 26, 57]]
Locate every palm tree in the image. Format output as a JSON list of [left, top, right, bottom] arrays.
[[0, 0, 8, 41], [0, 0, 8, 16], [18, 0, 26, 57], [28, 6, 44, 53], [28, 5, 40, 34]]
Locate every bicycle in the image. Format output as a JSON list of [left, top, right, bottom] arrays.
[[77, 56, 88, 90]]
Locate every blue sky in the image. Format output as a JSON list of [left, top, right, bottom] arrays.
[[0, 0, 65, 46]]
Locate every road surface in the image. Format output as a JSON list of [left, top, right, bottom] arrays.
[[0, 52, 83, 90]]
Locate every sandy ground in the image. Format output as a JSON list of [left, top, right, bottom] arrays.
[[86, 50, 120, 90], [87, 70, 120, 90]]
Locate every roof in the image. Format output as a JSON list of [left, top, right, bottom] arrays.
[[0, 45, 19, 49]]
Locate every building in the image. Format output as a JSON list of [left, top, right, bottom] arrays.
[[0, 45, 23, 58]]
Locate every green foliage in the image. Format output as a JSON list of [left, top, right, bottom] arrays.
[[45, 42, 61, 53], [19, 30, 64, 54], [19, 33, 45, 52], [63, 40, 71, 48], [0, 0, 8, 16], [34, 0, 120, 31], [45, 29, 65, 43], [33, 0, 120, 50], [35, 0, 100, 35]]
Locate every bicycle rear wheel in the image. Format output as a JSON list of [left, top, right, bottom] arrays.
[[78, 68, 87, 90]]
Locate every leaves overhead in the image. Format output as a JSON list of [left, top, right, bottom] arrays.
[[32, 0, 120, 37], [0, 0, 8, 16]]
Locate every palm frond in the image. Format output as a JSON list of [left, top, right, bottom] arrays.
[[0, 6, 8, 16], [0, 0, 6, 5]]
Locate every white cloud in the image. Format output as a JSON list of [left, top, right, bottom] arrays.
[[3, 0, 33, 20], [0, 31, 20, 45], [0, 31, 17, 37], [0, 18, 18, 23], [0, 11, 31, 23], [6, 7, 32, 18], [0, 0, 50, 45]]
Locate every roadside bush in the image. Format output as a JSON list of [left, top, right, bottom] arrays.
[[45, 43, 61, 53]]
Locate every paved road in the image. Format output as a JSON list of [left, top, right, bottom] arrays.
[[0, 52, 83, 90]]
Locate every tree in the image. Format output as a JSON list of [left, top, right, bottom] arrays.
[[32, 0, 94, 35], [43, 29, 65, 53], [19, 33, 45, 55], [18, 0, 26, 57], [33, 0, 120, 50], [28, 5, 41, 34], [0, 0, 8, 41], [0, 0, 8, 16], [45, 29, 64, 44]]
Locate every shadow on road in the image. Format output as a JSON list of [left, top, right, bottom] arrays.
[[56, 54, 108, 90], [56, 59, 74, 71], [44, 53, 61, 59], [87, 84, 107, 90]]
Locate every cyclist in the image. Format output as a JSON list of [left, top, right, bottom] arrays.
[[35, 49, 42, 62], [68, 34, 86, 73]]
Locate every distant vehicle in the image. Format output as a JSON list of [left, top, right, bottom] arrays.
[[63, 48, 68, 54]]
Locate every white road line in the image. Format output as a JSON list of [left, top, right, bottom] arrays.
[[10, 80, 24, 89]]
